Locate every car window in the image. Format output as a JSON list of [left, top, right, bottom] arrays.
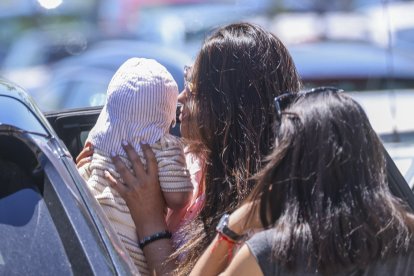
[[0, 188, 73, 274], [0, 96, 48, 136], [0, 156, 72, 275]]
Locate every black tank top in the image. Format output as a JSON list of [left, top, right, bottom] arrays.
[[246, 228, 414, 276]]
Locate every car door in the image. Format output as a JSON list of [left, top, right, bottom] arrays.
[[45, 106, 101, 159], [0, 86, 137, 275]]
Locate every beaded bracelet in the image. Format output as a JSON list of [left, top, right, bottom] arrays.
[[139, 230, 172, 250]]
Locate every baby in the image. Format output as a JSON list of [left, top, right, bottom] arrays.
[[79, 58, 193, 274]]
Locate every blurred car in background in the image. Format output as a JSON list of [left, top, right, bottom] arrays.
[[2, 27, 92, 70], [34, 38, 414, 112], [0, 23, 99, 94], [361, 1, 414, 57], [32, 40, 192, 111], [289, 41, 414, 91], [0, 48, 5, 66], [280, 0, 411, 12], [133, 0, 270, 57], [383, 141, 414, 189], [350, 90, 414, 188]]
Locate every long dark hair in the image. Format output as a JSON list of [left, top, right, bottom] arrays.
[[175, 22, 302, 273], [251, 89, 414, 273]]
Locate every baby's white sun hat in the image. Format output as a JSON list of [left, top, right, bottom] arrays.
[[87, 57, 179, 156]]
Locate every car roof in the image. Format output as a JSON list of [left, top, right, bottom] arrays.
[[350, 89, 414, 136], [57, 40, 192, 67], [33, 40, 192, 111], [54, 39, 192, 89], [0, 78, 52, 136], [289, 41, 414, 79]]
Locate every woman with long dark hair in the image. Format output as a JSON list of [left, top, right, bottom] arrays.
[[175, 22, 301, 273], [91, 22, 302, 274], [78, 23, 301, 274]]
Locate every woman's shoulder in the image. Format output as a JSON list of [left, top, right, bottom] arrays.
[[245, 229, 277, 274], [246, 228, 274, 250], [245, 229, 317, 275], [245, 229, 275, 259]]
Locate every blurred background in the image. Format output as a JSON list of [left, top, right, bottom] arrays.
[[0, 0, 414, 187]]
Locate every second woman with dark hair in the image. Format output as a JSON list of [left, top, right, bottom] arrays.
[[190, 88, 414, 275]]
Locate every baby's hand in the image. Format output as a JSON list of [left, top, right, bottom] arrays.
[[76, 141, 93, 168]]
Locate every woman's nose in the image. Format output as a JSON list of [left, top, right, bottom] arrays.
[[178, 90, 187, 104]]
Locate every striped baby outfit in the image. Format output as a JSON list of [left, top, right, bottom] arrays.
[[78, 58, 192, 275]]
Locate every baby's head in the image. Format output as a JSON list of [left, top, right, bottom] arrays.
[[88, 58, 179, 154]]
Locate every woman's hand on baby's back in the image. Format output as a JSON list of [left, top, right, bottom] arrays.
[[106, 141, 168, 237], [76, 141, 93, 168]]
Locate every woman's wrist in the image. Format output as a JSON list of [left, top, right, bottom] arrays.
[[135, 216, 169, 238], [126, 200, 168, 238], [139, 230, 172, 250], [216, 213, 248, 244], [125, 200, 168, 238]]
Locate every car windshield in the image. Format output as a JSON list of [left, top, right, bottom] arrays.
[[1, 0, 414, 185]]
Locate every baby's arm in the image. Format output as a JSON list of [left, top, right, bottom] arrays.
[[155, 136, 194, 210], [163, 191, 193, 211], [164, 191, 193, 233], [154, 135, 195, 232]]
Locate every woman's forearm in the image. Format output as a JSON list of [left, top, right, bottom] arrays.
[[133, 213, 176, 275], [190, 215, 244, 275], [190, 203, 261, 275], [190, 235, 234, 276], [141, 236, 176, 275], [107, 142, 177, 275]]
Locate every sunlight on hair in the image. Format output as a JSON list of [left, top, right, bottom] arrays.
[[37, 0, 62, 10]]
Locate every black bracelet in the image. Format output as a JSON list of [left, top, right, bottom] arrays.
[[139, 230, 172, 250]]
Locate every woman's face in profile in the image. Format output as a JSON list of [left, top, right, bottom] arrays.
[[178, 65, 195, 139], [178, 89, 190, 138]]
